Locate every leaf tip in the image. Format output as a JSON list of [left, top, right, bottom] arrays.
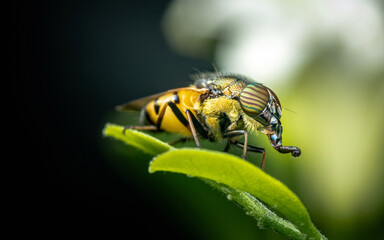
[[102, 122, 120, 136]]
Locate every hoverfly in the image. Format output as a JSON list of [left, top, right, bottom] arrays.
[[117, 72, 301, 170]]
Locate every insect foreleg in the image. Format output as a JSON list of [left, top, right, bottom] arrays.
[[223, 130, 266, 170], [222, 130, 248, 159], [232, 141, 266, 170]]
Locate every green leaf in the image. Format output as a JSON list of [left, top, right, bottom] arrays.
[[203, 179, 304, 239], [149, 149, 326, 240], [103, 123, 326, 239], [103, 123, 173, 156]]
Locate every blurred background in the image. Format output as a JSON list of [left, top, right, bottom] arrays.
[[17, 0, 384, 239]]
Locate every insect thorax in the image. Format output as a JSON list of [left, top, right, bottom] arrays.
[[193, 73, 250, 99], [197, 96, 261, 140]]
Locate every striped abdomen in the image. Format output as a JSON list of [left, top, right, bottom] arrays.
[[145, 89, 203, 136]]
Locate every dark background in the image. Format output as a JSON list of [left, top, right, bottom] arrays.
[[16, 0, 212, 237]]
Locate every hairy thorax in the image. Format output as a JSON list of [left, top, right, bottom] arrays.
[[197, 96, 252, 140]]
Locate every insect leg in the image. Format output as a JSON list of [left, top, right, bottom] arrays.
[[123, 125, 157, 134], [185, 110, 202, 149], [122, 103, 167, 134], [123, 99, 187, 133], [155, 101, 190, 129], [232, 141, 266, 170], [160, 101, 207, 149], [155, 102, 170, 130], [222, 130, 248, 159], [185, 110, 208, 138], [165, 101, 189, 126]]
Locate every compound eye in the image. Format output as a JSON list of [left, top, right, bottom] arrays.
[[239, 83, 270, 116]]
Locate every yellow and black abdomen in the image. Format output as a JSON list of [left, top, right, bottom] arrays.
[[144, 88, 203, 136]]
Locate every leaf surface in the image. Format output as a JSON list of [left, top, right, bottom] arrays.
[[103, 123, 173, 156], [150, 149, 324, 239], [103, 123, 326, 239]]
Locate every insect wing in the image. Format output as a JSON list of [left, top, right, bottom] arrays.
[[116, 87, 204, 111], [116, 92, 167, 111]]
